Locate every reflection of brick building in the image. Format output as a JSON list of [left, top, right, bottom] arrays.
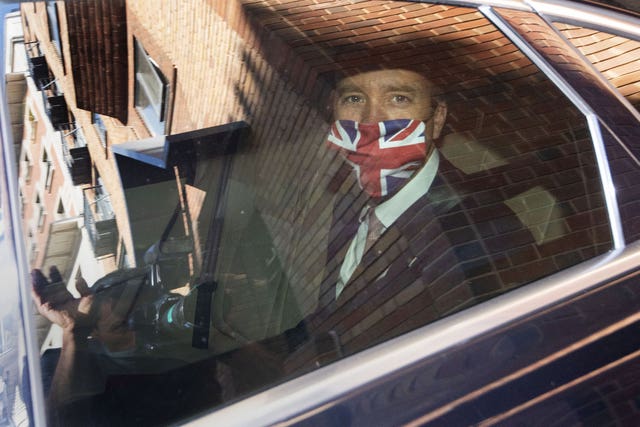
[[14, 29, 102, 286], [17, 0, 335, 307], [14, 0, 639, 360], [11, 9, 104, 350], [5, 11, 28, 163], [21, 1, 130, 278]]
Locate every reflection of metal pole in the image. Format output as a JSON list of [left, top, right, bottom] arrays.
[[191, 153, 233, 349], [173, 166, 197, 276]]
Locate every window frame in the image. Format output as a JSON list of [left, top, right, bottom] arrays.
[[45, 0, 65, 70], [133, 38, 169, 136], [41, 148, 54, 192]]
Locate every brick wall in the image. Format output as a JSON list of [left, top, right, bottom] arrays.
[[555, 22, 640, 110], [500, 9, 640, 242]]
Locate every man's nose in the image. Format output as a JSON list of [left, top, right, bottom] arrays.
[[361, 100, 388, 124]]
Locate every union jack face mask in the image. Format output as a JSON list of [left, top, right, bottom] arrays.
[[326, 119, 427, 198]]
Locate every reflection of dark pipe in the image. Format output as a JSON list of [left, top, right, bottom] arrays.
[[148, 202, 184, 288], [190, 280, 216, 349], [191, 152, 234, 349]]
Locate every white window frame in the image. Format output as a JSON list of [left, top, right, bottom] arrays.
[[134, 38, 169, 136]]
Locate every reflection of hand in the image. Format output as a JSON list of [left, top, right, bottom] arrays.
[[31, 267, 94, 334], [33, 267, 147, 353]]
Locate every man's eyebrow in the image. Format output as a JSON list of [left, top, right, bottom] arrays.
[[380, 83, 423, 92]]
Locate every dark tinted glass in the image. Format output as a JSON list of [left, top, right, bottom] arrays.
[[13, 1, 618, 424]]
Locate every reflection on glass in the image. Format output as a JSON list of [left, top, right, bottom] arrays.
[[554, 22, 640, 113], [498, 8, 640, 243], [13, 1, 618, 424]]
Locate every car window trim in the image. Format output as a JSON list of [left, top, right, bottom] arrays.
[[528, 0, 640, 39], [0, 73, 48, 427]]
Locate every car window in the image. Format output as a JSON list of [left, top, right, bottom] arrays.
[[12, 1, 623, 424], [496, 7, 640, 243], [552, 24, 640, 242]]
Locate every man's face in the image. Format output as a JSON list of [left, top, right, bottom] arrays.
[[333, 69, 434, 124]]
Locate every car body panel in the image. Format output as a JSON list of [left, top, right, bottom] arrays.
[[187, 239, 640, 426], [281, 256, 640, 426]]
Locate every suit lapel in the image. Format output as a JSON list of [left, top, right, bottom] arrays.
[[311, 167, 464, 331], [336, 174, 462, 299]]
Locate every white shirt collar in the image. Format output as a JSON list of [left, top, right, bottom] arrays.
[[374, 149, 440, 227], [336, 150, 440, 299]]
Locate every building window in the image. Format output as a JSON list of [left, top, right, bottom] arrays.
[[74, 125, 87, 148], [29, 241, 38, 264], [9, 36, 27, 72], [42, 149, 54, 192], [118, 240, 131, 269], [21, 151, 32, 184], [94, 177, 114, 218], [19, 190, 25, 217], [56, 198, 65, 219], [134, 38, 169, 135], [24, 105, 37, 142], [35, 194, 46, 232]]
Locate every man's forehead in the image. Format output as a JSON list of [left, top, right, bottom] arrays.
[[335, 69, 433, 93]]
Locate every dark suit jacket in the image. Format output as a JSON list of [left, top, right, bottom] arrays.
[[281, 158, 540, 372], [223, 155, 584, 391]]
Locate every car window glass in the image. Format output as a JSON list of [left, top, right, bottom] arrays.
[[14, 1, 619, 424], [497, 7, 640, 244], [554, 22, 640, 113]]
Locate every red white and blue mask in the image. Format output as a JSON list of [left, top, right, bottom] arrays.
[[326, 119, 427, 198]]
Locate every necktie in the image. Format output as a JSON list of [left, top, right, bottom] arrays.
[[336, 207, 386, 299], [364, 210, 385, 254]]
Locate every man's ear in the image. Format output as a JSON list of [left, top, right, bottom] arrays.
[[431, 101, 447, 140]]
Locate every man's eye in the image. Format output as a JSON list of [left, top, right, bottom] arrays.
[[391, 95, 411, 104], [342, 95, 364, 104]]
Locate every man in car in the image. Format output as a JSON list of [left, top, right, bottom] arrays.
[[271, 65, 524, 373], [325, 68, 448, 300]]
